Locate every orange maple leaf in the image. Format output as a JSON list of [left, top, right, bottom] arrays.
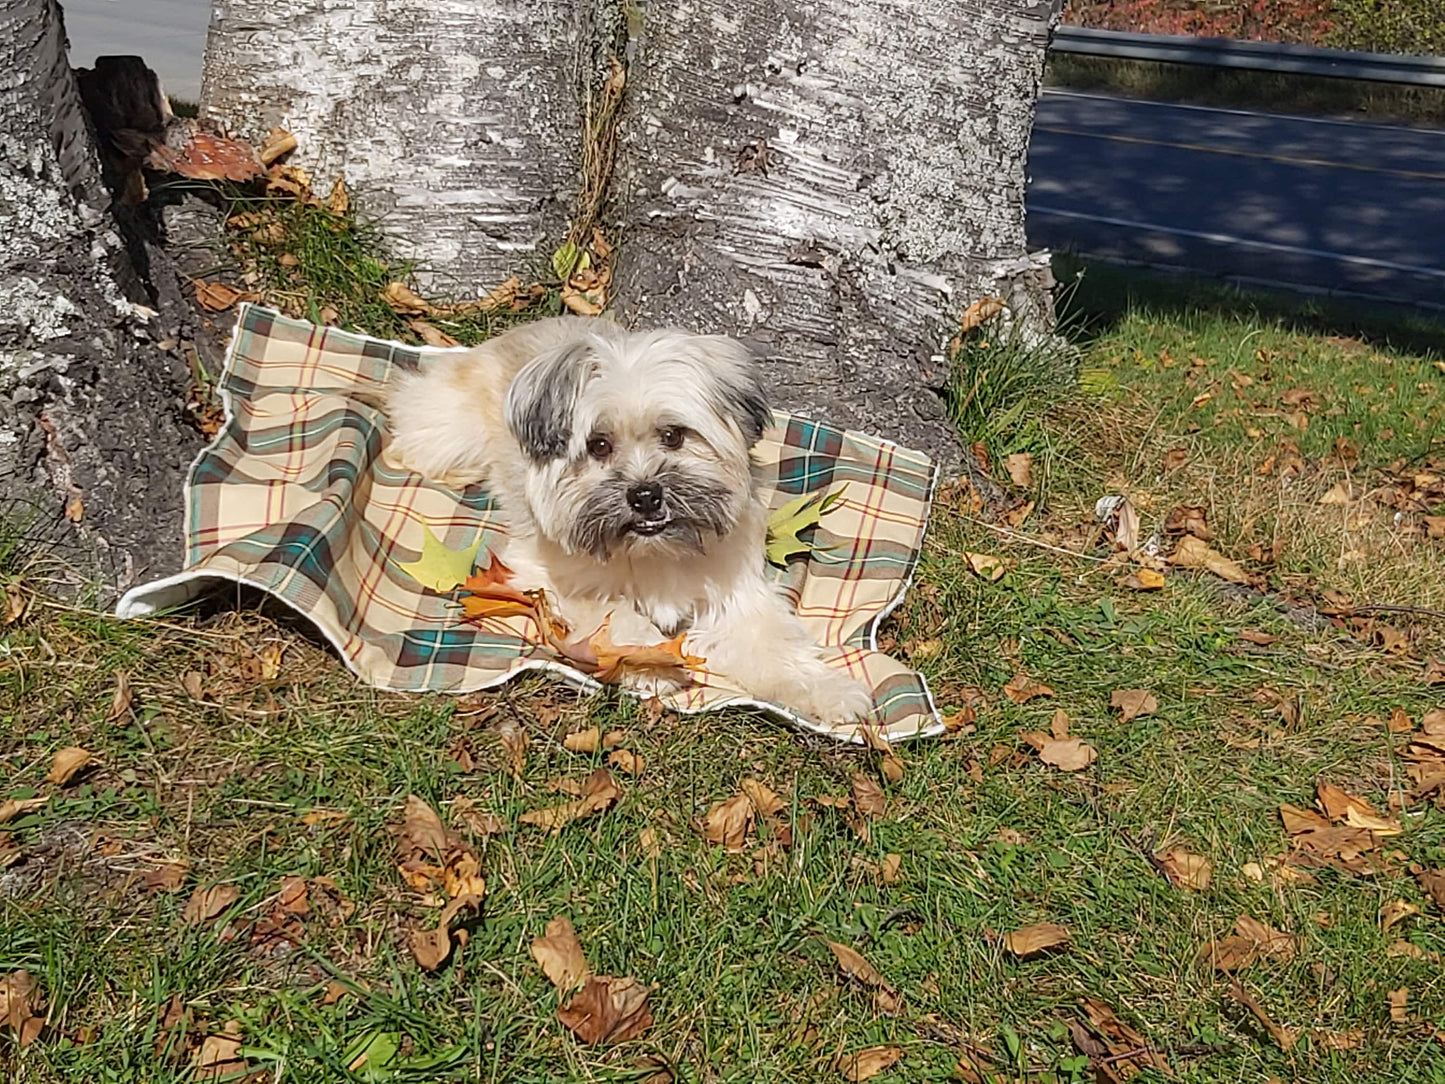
[[589, 619, 706, 684]]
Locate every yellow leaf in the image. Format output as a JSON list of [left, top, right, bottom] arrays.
[[396, 525, 480, 593], [766, 487, 844, 567], [1123, 568, 1166, 591]]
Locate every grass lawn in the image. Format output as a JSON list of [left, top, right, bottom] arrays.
[[4, 262, 1445, 1083]]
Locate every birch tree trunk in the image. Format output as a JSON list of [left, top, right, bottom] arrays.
[[200, 0, 583, 292], [611, 0, 1058, 462], [203, 0, 1059, 467], [0, 0, 200, 594]]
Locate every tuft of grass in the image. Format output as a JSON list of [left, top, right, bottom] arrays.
[[945, 319, 1076, 458], [212, 194, 561, 347]]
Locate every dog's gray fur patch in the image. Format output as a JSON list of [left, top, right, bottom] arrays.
[[504, 342, 593, 461]]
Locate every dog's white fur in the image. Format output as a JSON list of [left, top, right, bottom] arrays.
[[384, 316, 873, 725]]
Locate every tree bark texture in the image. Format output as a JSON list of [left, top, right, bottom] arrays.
[[202, 0, 1059, 467], [0, 0, 201, 594], [611, 0, 1058, 464], [200, 0, 583, 293]]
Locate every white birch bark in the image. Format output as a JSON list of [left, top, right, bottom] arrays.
[[609, 0, 1059, 463], [200, 0, 584, 293]]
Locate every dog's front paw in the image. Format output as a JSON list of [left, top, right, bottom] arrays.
[[616, 668, 686, 701], [787, 666, 875, 728]]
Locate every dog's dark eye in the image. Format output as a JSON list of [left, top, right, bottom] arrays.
[[659, 426, 684, 451], [586, 435, 613, 460]]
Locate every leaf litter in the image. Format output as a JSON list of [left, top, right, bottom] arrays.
[[531, 916, 652, 1044]]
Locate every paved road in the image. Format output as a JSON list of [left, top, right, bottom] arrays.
[[1027, 89, 1445, 308], [64, 0, 209, 100]]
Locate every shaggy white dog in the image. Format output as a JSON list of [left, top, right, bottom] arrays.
[[385, 317, 872, 725]]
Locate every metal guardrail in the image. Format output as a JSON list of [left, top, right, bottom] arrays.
[[1051, 26, 1445, 88]]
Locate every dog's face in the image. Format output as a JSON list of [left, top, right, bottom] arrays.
[[503, 327, 770, 559]]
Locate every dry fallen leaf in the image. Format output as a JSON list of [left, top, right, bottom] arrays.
[[1076, 997, 1171, 1076], [409, 893, 481, 971], [1002, 922, 1071, 958], [397, 794, 451, 860], [107, 671, 133, 721], [382, 281, 431, 315], [1417, 868, 1445, 909], [879, 854, 902, 885], [1037, 737, 1096, 771], [1202, 915, 1295, 970], [451, 796, 507, 836], [409, 319, 459, 348], [834, 1046, 903, 1082], [703, 792, 754, 852], [182, 884, 240, 926], [1122, 567, 1166, 591], [144, 860, 189, 894], [194, 1019, 248, 1080], [1316, 781, 1374, 822], [258, 126, 296, 165], [825, 941, 888, 986], [0, 796, 47, 825], [1170, 534, 1251, 585], [1110, 688, 1158, 723], [1003, 452, 1032, 488], [519, 768, 621, 833], [850, 774, 886, 818], [825, 941, 902, 1013], [495, 718, 528, 777], [964, 552, 1008, 582], [557, 975, 653, 1045], [590, 622, 705, 685], [1314, 1028, 1365, 1051], [1003, 673, 1054, 704], [607, 749, 644, 776], [1388, 988, 1409, 1025], [192, 279, 249, 312], [739, 778, 786, 818], [47, 746, 94, 786], [1156, 846, 1213, 891], [1236, 916, 1297, 959], [0, 970, 44, 1047], [531, 916, 592, 993], [564, 728, 604, 753]]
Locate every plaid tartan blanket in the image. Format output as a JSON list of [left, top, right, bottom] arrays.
[[117, 306, 943, 743]]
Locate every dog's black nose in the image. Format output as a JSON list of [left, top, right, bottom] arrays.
[[627, 481, 664, 516]]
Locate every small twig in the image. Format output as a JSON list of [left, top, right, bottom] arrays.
[[937, 514, 1109, 563]]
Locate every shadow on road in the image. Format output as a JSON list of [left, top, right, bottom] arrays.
[[1056, 256, 1445, 359]]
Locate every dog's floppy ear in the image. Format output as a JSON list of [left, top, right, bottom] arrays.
[[505, 341, 593, 461], [693, 335, 772, 445]]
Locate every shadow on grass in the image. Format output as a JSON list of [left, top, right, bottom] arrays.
[[1055, 254, 1445, 359]]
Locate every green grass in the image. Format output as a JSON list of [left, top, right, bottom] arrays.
[[6, 263, 1445, 1082]]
